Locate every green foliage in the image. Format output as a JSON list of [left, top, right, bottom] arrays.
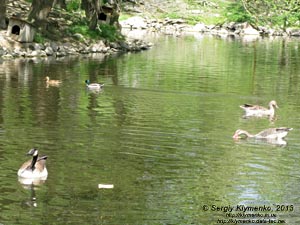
[[66, 0, 81, 12], [163, 12, 181, 19], [119, 14, 132, 21], [67, 20, 88, 34], [183, 0, 228, 25], [224, 2, 252, 23], [287, 13, 300, 27], [185, 14, 225, 25], [67, 20, 123, 42], [34, 32, 45, 43], [268, 11, 300, 28], [184, 15, 201, 25], [228, 1, 300, 28], [99, 24, 123, 42]]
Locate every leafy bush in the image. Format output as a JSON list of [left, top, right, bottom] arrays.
[[98, 24, 123, 41], [224, 2, 252, 23], [67, 20, 123, 42], [269, 12, 300, 28], [67, 0, 81, 12], [34, 32, 45, 43], [223, 1, 300, 28]]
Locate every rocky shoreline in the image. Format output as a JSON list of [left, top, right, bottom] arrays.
[[0, 29, 153, 59], [120, 16, 300, 38], [2, 14, 300, 60], [0, 0, 154, 60]]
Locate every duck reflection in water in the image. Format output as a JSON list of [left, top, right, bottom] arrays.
[[18, 178, 46, 208], [233, 137, 287, 147]]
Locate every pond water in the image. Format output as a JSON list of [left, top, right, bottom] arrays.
[[1, 33, 300, 224]]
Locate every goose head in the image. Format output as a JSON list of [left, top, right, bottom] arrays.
[[269, 100, 279, 109], [232, 129, 252, 139], [27, 148, 39, 157]]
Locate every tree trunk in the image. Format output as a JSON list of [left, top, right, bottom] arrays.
[[28, 0, 54, 26], [81, 0, 100, 30], [109, 1, 121, 29], [0, 0, 6, 29]]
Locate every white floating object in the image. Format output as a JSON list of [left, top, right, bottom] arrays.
[[98, 184, 114, 189]]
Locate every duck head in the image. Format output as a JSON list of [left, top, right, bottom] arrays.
[[27, 148, 38, 157], [270, 100, 279, 109], [232, 129, 250, 139]]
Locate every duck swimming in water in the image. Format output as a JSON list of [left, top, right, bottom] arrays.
[[85, 80, 104, 90], [233, 127, 293, 140], [45, 76, 61, 86], [17, 148, 48, 179], [240, 100, 278, 117]]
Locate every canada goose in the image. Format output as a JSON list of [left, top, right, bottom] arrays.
[[85, 80, 104, 90], [45, 76, 61, 86], [232, 127, 293, 140], [17, 148, 48, 179], [240, 100, 278, 117]]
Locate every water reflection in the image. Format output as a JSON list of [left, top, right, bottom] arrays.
[[18, 178, 46, 208], [1, 35, 300, 224], [18, 177, 47, 187], [18, 184, 38, 208], [242, 114, 277, 122], [233, 137, 287, 147], [20, 184, 38, 208]]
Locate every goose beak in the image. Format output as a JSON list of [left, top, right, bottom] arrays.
[[232, 133, 239, 139]]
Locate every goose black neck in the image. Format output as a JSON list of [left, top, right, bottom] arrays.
[[30, 154, 38, 170]]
